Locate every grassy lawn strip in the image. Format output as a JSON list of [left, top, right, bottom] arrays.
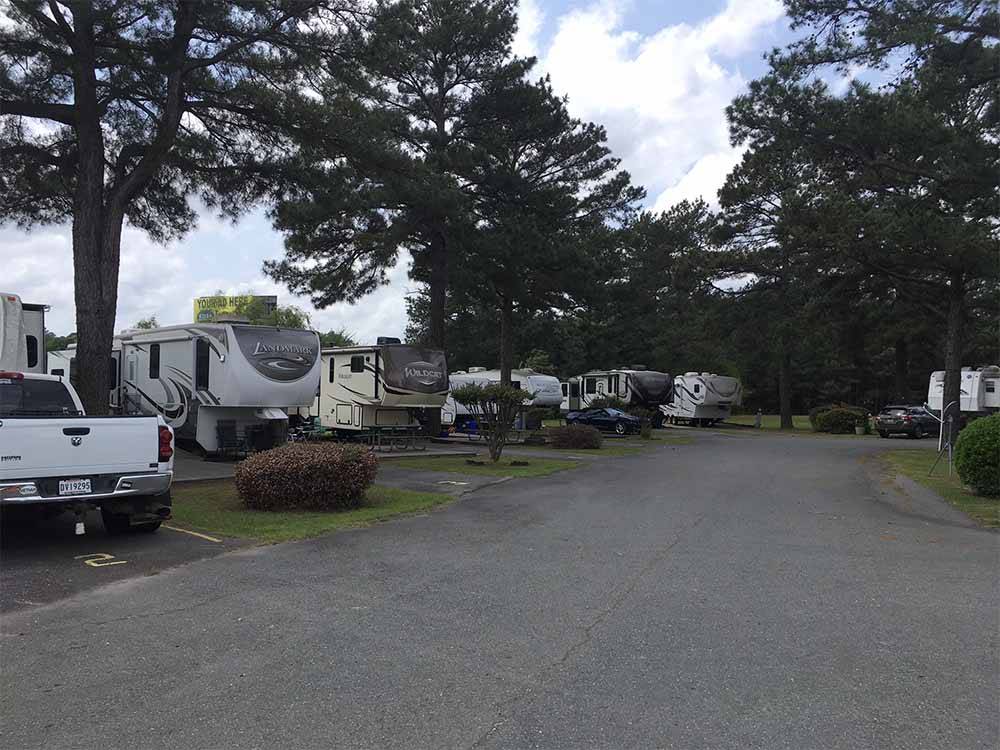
[[514, 436, 692, 456], [388, 455, 578, 477], [171, 481, 452, 543], [884, 449, 998, 528], [725, 414, 814, 431]]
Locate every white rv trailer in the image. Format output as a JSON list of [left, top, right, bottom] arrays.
[[661, 372, 743, 425], [318, 342, 448, 432], [50, 323, 321, 453], [0, 292, 47, 373], [927, 366, 1000, 416], [563, 367, 673, 425], [441, 367, 563, 428]]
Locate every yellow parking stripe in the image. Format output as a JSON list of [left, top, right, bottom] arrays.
[[163, 525, 223, 543]]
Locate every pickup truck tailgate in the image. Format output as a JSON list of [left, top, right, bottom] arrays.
[[0, 417, 160, 478]]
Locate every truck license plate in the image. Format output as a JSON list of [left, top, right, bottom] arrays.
[[58, 479, 91, 496]]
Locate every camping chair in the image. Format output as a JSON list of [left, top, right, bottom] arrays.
[[215, 420, 248, 460]]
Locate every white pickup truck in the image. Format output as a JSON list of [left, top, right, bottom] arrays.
[[0, 370, 174, 534]]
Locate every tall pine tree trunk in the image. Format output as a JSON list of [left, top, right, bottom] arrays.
[[427, 233, 447, 348], [942, 272, 965, 437], [499, 294, 513, 386], [894, 336, 909, 403], [778, 337, 793, 430], [71, 36, 116, 416]]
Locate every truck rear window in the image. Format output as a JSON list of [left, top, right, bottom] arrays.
[[0, 379, 80, 416]]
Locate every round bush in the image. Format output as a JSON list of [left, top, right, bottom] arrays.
[[955, 414, 1000, 497], [810, 403, 866, 431], [234, 443, 378, 511], [550, 424, 603, 449], [815, 407, 865, 434]]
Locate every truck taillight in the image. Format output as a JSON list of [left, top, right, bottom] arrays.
[[158, 426, 173, 462], [0, 371, 24, 380]]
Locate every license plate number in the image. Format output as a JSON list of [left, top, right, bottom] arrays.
[[58, 479, 91, 496]]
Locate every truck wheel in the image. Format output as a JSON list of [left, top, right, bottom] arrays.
[[133, 521, 162, 533], [878, 431, 888, 438]]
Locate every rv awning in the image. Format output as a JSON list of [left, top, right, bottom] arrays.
[[255, 407, 288, 421]]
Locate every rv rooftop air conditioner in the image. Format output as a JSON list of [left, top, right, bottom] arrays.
[[685, 371, 699, 377], [377, 336, 401, 345], [468, 366, 487, 373]]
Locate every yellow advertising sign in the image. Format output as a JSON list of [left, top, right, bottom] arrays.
[[193, 295, 277, 323]]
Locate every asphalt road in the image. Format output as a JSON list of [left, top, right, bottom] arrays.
[[1, 433, 996, 749]]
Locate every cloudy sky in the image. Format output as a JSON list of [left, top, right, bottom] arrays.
[[4, 0, 791, 339]]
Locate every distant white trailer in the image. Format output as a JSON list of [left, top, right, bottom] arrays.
[[442, 367, 563, 428], [927, 366, 1000, 416], [661, 372, 742, 425], [318, 343, 448, 432], [0, 292, 47, 373]]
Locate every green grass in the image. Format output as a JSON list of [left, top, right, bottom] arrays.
[[884, 449, 999, 528], [725, 414, 814, 431], [388, 455, 578, 477], [171, 481, 452, 543]]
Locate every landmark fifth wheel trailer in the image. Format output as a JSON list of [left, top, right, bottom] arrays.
[[51, 323, 321, 454], [661, 372, 743, 425], [319, 343, 448, 433]]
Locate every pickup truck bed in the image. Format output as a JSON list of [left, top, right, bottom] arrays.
[[0, 372, 173, 533]]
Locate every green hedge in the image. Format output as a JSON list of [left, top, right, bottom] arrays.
[[549, 424, 603, 449], [815, 407, 866, 434], [234, 443, 378, 511], [955, 414, 1000, 497]]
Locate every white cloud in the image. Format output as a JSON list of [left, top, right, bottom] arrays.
[[535, 0, 784, 210], [651, 147, 746, 211], [513, 0, 544, 59], [0, 216, 413, 344]]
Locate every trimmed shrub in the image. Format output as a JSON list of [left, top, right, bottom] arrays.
[[639, 422, 653, 440], [549, 424, 603, 449], [955, 414, 1000, 496], [815, 407, 866, 434], [234, 443, 378, 511], [809, 402, 867, 431]]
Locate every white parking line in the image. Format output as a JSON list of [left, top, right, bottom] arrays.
[[162, 525, 223, 543]]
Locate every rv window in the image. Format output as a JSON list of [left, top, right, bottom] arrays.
[[26, 335, 38, 368], [561, 383, 568, 397], [987, 382, 996, 393], [195, 338, 210, 390], [351, 355, 365, 373], [149, 344, 160, 379], [52, 368, 64, 377], [512, 381, 521, 389], [329, 358, 335, 382], [109, 357, 118, 389], [585, 378, 597, 394], [694, 384, 701, 394], [571, 383, 580, 398]]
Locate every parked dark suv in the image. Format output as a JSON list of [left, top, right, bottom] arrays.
[[875, 405, 939, 439]]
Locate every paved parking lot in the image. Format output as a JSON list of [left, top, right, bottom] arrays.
[[0, 507, 244, 613]]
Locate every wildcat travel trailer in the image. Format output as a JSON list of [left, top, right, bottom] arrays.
[[0, 292, 47, 373], [661, 372, 743, 425], [318, 342, 448, 432], [565, 367, 673, 425], [50, 323, 321, 453], [441, 367, 563, 429], [927, 366, 1000, 416]]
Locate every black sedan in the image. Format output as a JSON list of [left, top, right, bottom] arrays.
[[875, 405, 940, 439], [565, 408, 641, 435]]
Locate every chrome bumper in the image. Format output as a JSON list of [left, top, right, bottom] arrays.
[[0, 472, 172, 505]]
